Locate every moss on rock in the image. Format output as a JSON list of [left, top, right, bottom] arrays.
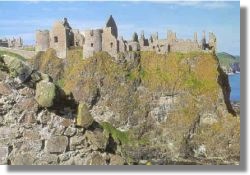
[[76, 102, 94, 128], [35, 80, 56, 107]]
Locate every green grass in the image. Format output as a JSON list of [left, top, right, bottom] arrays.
[[22, 47, 35, 51], [0, 50, 26, 61], [55, 78, 65, 89], [101, 122, 130, 145]]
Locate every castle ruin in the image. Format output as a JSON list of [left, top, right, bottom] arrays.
[[35, 16, 217, 59], [0, 37, 23, 48]]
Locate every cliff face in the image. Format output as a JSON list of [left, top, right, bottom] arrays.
[[0, 49, 240, 165]]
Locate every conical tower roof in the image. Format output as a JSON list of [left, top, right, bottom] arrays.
[[105, 15, 118, 38]]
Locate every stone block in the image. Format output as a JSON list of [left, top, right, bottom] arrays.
[[46, 136, 68, 154]]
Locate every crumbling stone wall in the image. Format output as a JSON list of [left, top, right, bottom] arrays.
[[0, 37, 23, 48], [35, 18, 77, 59], [208, 32, 217, 51], [72, 29, 84, 47], [102, 27, 118, 57], [170, 40, 200, 53], [118, 37, 127, 53], [83, 29, 102, 59], [35, 30, 50, 52], [35, 16, 217, 60], [50, 21, 68, 59]]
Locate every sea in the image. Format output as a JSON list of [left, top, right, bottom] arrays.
[[228, 73, 240, 102]]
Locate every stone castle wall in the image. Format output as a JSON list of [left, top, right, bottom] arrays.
[[50, 21, 68, 59], [102, 27, 118, 58], [170, 40, 200, 53], [83, 29, 102, 58], [72, 29, 84, 47], [118, 37, 127, 53]]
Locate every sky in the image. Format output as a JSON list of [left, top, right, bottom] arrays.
[[0, 1, 240, 55]]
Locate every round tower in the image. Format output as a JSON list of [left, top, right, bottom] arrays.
[[83, 29, 102, 59], [35, 30, 50, 52]]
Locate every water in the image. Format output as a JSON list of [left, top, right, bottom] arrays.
[[228, 73, 240, 102]]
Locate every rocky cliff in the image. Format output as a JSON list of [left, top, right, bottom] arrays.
[[0, 49, 240, 165]]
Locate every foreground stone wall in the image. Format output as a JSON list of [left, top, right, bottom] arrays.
[[0, 55, 124, 165]]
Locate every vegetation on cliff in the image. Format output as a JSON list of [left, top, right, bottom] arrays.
[[29, 48, 240, 164], [216, 52, 240, 71]]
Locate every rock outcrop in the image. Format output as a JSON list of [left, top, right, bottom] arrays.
[[0, 49, 240, 165]]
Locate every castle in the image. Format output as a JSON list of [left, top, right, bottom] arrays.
[[35, 16, 217, 59], [0, 37, 23, 48]]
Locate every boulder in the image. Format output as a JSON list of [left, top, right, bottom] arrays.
[[2, 55, 32, 82], [85, 130, 107, 150], [30, 71, 42, 82], [86, 152, 106, 165], [45, 136, 68, 154], [109, 154, 124, 165], [35, 80, 56, 107], [12, 152, 36, 165], [76, 102, 94, 128]]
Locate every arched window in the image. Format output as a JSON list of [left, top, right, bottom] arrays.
[[110, 42, 113, 48], [91, 43, 94, 47]]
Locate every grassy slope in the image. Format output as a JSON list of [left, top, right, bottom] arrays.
[[0, 50, 26, 61]]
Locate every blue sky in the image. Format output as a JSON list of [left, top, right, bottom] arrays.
[[0, 1, 240, 55]]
